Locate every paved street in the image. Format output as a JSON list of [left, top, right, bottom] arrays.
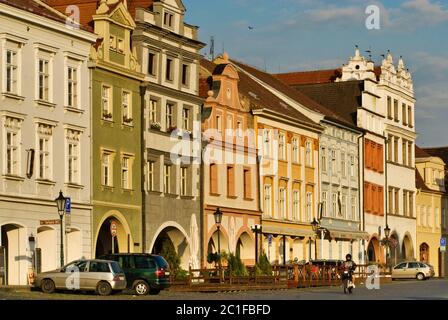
[[0, 279, 447, 300]]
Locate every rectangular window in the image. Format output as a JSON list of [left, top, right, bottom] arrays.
[[181, 167, 187, 196], [321, 148, 327, 172], [402, 140, 407, 166], [279, 188, 286, 219], [408, 106, 413, 128], [264, 185, 272, 217], [263, 130, 270, 156], [408, 142, 412, 167], [321, 191, 327, 217], [122, 156, 130, 190], [163, 164, 171, 194], [387, 135, 393, 162], [387, 96, 392, 119], [236, 120, 243, 138], [332, 193, 337, 217], [409, 192, 414, 218], [182, 64, 189, 86], [117, 38, 124, 53], [68, 143, 79, 184], [166, 58, 173, 81], [351, 196, 356, 220], [394, 99, 399, 121], [279, 133, 286, 160], [402, 103, 407, 125], [102, 86, 112, 119], [182, 108, 190, 131], [227, 166, 235, 197], [244, 169, 251, 199], [350, 155, 355, 177], [6, 131, 18, 175], [388, 187, 394, 214], [403, 190, 408, 216], [102, 153, 112, 186], [67, 67, 78, 108], [306, 192, 313, 222], [122, 91, 131, 124], [38, 59, 50, 101], [216, 115, 222, 133], [394, 137, 399, 163], [149, 99, 158, 124], [292, 138, 299, 163], [147, 161, 154, 191], [210, 164, 218, 194], [38, 137, 50, 179], [293, 190, 300, 220], [395, 188, 399, 216], [6, 50, 18, 94], [148, 52, 156, 76], [164, 12, 174, 27], [341, 153, 346, 177], [331, 150, 337, 173], [166, 103, 174, 129], [341, 195, 347, 218], [305, 141, 312, 166]]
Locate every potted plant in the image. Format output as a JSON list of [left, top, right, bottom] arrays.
[[150, 121, 161, 130], [123, 115, 133, 124], [102, 111, 113, 119]]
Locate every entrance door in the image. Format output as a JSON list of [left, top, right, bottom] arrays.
[[1, 224, 27, 285]]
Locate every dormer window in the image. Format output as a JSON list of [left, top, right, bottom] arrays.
[[117, 39, 124, 54], [164, 12, 174, 28]]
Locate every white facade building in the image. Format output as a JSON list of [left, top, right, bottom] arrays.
[[0, 1, 96, 285]]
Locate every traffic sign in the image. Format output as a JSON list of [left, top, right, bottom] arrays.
[[268, 234, 273, 246], [110, 221, 117, 237], [65, 198, 71, 214], [441, 238, 446, 247], [441, 246, 446, 252]]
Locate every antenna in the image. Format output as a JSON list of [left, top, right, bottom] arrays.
[[210, 36, 215, 60]]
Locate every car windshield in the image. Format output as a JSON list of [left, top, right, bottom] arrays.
[[110, 261, 123, 274]]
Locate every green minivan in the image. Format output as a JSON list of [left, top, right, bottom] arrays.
[[100, 253, 170, 295]]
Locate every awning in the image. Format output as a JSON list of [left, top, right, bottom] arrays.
[[262, 225, 315, 238], [328, 229, 370, 241]]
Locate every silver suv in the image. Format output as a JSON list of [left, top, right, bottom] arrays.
[[35, 259, 127, 296]]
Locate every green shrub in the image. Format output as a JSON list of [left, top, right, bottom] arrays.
[[175, 268, 189, 281], [160, 239, 181, 277], [223, 252, 248, 276], [255, 252, 272, 276]]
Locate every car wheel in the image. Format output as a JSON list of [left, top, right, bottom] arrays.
[[41, 279, 55, 294], [416, 273, 425, 281], [134, 280, 149, 296], [97, 281, 112, 296]]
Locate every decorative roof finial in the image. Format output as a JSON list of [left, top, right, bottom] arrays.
[[222, 52, 229, 63]]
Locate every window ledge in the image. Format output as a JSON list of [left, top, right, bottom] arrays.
[[35, 178, 56, 186], [227, 195, 238, 199], [209, 192, 221, 197], [122, 123, 134, 129], [101, 118, 114, 123], [165, 193, 179, 198], [64, 106, 84, 114], [35, 100, 56, 108], [65, 183, 84, 189], [122, 188, 134, 194], [243, 197, 254, 201], [147, 190, 162, 195], [101, 185, 114, 192], [180, 195, 194, 200], [3, 174, 25, 182], [2, 92, 25, 101]]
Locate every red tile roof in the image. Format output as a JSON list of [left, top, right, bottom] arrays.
[[0, 0, 68, 25], [200, 59, 318, 127], [415, 145, 431, 158], [274, 66, 382, 86], [43, 0, 153, 27]]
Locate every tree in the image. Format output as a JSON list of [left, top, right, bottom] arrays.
[[160, 238, 181, 277], [223, 252, 249, 276], [255, 252, 272, 276]]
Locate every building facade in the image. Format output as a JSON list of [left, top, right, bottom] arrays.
[[88, 1, 145, 258], [415, 146, 445, 276], [132, 0, 205, 269], [200, 55, 261, 266], [0, 0, 96, 285]]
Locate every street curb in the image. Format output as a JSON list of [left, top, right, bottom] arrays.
[[0, 286, 33, 293]]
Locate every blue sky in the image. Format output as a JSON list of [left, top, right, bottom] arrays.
[[183, 0, 448, 147]]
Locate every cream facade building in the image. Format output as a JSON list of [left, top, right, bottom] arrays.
[[0, 1, 96, 285]]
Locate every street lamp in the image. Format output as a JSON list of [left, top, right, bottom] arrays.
[[213, 207, 223, 279], [384, 224, 391, 271], [251, 224, 262, 264], [55, 191, 67, 268], [311, 217, 326, 260]]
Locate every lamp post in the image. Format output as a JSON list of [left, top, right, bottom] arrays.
[[251, 224, 262, 264], [55, 191, 67, 268], [213, 207, 223, 280], [311, 218, 325, 260], [384, 224, 391, 272]]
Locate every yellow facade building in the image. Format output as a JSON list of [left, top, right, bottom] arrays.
[[415, 146, 446, 277]]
